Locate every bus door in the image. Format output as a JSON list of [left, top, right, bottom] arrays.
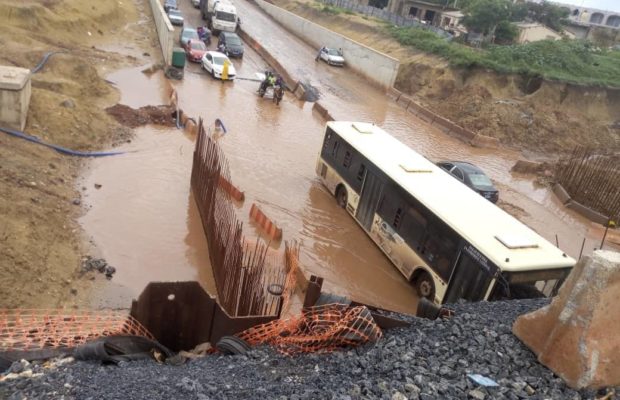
[[443, 246, 495, 304], [355, 168, 384, 231]]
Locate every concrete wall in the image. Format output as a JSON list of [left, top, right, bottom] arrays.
[[148, 0, 175, 65], [253, 0, 399, 88]]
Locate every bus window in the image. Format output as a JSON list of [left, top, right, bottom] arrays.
[[343, 150, 352, 168], [400, 206, 427, 248], [421, 225, 458, 281], [331, 140, 340, 158], [356, 164, 366, 182]]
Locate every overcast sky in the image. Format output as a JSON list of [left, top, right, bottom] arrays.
[[558, 0, 620, 13]]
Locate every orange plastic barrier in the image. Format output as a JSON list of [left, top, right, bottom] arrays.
[[237, 304, 382, 355], [218, 176, 245, 202], [0, 309, 153, 351], [249, 203, 282, 241]]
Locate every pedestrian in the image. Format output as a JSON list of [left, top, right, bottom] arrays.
[[315, 46, 325, 62]]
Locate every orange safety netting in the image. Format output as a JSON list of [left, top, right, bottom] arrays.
[[0, 309, 153, 351], [237, 304, 382, 355]]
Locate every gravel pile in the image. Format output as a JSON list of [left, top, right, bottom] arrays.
[[1, 299, 614, 400]]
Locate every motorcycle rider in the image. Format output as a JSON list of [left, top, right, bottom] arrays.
[[259, 71, 276, 93]]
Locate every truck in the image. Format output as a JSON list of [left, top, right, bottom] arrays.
[[199, 0, 238, 34]]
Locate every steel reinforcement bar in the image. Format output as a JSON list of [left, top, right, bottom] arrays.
[[190, 120, 287, 317]]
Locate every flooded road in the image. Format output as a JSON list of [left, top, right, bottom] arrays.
[[80, 0, 614, 312]]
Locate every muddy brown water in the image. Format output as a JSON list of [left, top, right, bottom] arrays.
[[79, 1, 614, 313]]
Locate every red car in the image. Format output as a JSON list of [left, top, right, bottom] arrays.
[[183, 39, 208, 63]]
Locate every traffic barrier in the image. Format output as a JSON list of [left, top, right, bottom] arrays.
[[312, 102, 334, 122], [566, 200, 609, 226], [391, 89, 478, 143], [470, 133, 500, 149], [552, 183, 572, 205], [0, 309, 153, 352], [293, 81, 306, 100], [249, 203, 283, 241], [387, 87, 401, 101], [218, 175, 245, 202], [397, 94, 411, 108]]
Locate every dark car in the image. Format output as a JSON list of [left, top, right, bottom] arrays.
[[437, 161, 499, 203], [217, 32, 244, 58], [164, 0, 177, 12]]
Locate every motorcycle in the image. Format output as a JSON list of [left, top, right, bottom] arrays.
[[257, 73, 284, 106]]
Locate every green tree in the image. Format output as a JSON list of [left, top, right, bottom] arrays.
[[461, 0, 523, 43], [527, 1, 569, 32], [495, 20, 519, 44]]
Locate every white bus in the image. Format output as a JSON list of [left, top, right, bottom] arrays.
[[316, 121, 575, 304]]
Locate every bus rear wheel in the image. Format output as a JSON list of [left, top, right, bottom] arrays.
[[416, 272, 435, 301], [336, 186, 347, 208]]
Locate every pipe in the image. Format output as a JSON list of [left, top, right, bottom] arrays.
[[0, 126, 124, 157], [31, 51, 65, 74]]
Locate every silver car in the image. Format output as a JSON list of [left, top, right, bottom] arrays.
[[167, 9, 184, 26], [318, 47, 345, 66]]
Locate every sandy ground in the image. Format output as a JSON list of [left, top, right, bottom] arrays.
[[0, 0, 159, 308], [271, 0, 620, 154]]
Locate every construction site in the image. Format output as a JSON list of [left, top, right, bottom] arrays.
[[0, 0, 619, 398]]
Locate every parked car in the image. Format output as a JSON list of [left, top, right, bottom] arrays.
[[217, 32, 244, 58], [167, 8, 184, 26], [183, 39, 208, 62], [201, 51, 236, 80], [436, 161, 499, 203], [164, 0, 177, 12], [179, 27, 199, 46], [317, 47, 345, 66], [191, 0, 200, 8]]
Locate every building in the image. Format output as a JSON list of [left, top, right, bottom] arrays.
[[520, 1, 620, 45], [553, 2, 620, 29], [514, 22, 572, 43], [386, 0, 463, 29]]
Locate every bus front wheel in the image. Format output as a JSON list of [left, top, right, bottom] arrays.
[[416, 272, 435, 301], [336, 186, 347, 208]]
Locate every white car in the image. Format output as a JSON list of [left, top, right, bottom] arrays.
[[318, 47, 345, 66], [201, 51, 236, 80], [191, 0, 200, 7]]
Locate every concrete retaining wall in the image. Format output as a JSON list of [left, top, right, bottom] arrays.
[[148, 0, 174, 65], [391, 88, 477, 143], [253, 0, 399, 88]]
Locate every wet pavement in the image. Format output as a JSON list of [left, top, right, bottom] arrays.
[[79, 0, 615, 312]]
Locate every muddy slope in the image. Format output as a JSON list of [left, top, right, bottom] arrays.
[[271, 0, 620, 153], [0, 0, 157, 308]]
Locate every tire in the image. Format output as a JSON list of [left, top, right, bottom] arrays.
[[336, 186, 347, 208], [211, 69, 215, 79], [415, 271, 435, 301], [215, 336, 251, 355], [258, 88, 265, 97]]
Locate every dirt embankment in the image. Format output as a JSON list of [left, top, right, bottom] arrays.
[[271, 0, 620, 154], [0, 0, 158, 308]]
